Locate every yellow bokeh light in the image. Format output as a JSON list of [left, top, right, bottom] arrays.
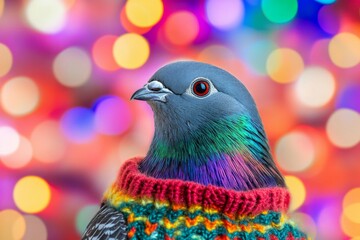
[[53, 47, 92, 87], [0, 126, 20, 156], [329, 32, 360, 68], [125, 0, 163, 28], [63, 0, 76, 9], [13, 176, 51, 214], [0, 43, 13, 77], [344, 188, 360, 208], [25, 0, 67, 34], [113, 33, 150, 69], [31, 120, 67, 163], [0, 209, 26, 240], [285, 175, 306, 211], [266, 48, 304, 84], [0, 76, 40, 116], [23, 215, 47, 240], [1, 136, 33, 169], [341, 211, 360, 238], [0, 0, 4, 18], [294, 66, 336, 108], [344, 203, 360, 224], [326, 109, 360, 148], [275, 131, 315, 172]]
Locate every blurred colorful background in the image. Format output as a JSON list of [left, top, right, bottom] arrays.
[[0, 0, 360, 239]]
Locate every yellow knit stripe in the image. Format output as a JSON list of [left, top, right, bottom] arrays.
[[104, 188, 223, 215]]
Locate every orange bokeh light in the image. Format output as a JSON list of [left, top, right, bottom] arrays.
[[92, 35, 119, 71], [164, 11, 199, 46]]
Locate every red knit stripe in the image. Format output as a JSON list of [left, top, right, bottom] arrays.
[[115, 158, 290, 216]]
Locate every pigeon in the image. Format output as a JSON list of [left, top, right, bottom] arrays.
[[83, 61, 308, 240]]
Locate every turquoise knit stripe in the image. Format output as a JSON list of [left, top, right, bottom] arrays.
[[113, 201, 307, 240], [116, 202, 283, 225], [125, 220, 306, 240]]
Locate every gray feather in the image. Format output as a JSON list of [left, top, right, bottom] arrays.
[[82, 204, 127, 240]]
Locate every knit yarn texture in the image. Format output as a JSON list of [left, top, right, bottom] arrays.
[[104, 158, 308, 240]]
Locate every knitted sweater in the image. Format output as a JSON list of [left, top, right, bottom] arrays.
[[103, 158, 308, 240]]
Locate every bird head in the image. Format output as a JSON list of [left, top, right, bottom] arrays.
[[131, 61, 285, 191], [131, 61, 261, 138]]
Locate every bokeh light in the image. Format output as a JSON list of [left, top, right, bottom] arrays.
[[113, 33, 150, 69], [0, 0, 4, 18], [285, 175, 306, 211], [318, 5, 340, 35], [337, 84, 360, 112], [60, 107, 95, 143], [0, 43, 12, 77], [0, 126, 20, 156], [1, 136, 33, 169], [53, 47, 92, 87], [343, 188, 360, 224], [241, 38, 276, 75], [125, 0, 163, 28], [275, 131, 315, 172], [13, 176, 51, 214], [76, 205, 99, 235], [344, 203, 360, 224], [120, 7, 152, 34], [341, 211, 360, 238], [92, 35, 119, 71], [31, 120, 67, 163], [329, 32, 360, 68], [326, 109, 360, 148], [0, 209, 26, 240], [94, 96, 132, 135], [315, 0, 336, 3], [294, 66, 336, 108], [25, 0, 67, 34], [344, 188, 360, 208], [261, 0, 298, 24], [164, 11, 199, 46], [317, 204, 343, 239], [266, 48, 304, 83], [0, 76, 40, 116], [22, 215, 47, 240], [205, 0, 244, 30]]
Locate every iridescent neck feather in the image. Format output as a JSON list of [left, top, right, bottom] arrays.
[[139, 115, 285, 191]]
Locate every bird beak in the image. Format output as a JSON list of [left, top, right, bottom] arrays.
[[130, 80, 173, 103]]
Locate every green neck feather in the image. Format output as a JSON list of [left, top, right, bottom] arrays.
[[140, 115, 285, 190]]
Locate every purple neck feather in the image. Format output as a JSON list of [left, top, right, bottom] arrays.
[[139, 115, 285, 191]]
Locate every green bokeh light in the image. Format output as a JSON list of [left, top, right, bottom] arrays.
[[76, 205, 99, 235], [261, 0, 298, 24], [315, 0, 336, 4]]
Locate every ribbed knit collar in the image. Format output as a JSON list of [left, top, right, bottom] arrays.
[[110, 158, 290, 217]]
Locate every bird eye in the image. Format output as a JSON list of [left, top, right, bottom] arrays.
[[192, 80, 210, 97]]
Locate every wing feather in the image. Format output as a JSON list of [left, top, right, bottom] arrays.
[[82, 204, 127, 240]]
